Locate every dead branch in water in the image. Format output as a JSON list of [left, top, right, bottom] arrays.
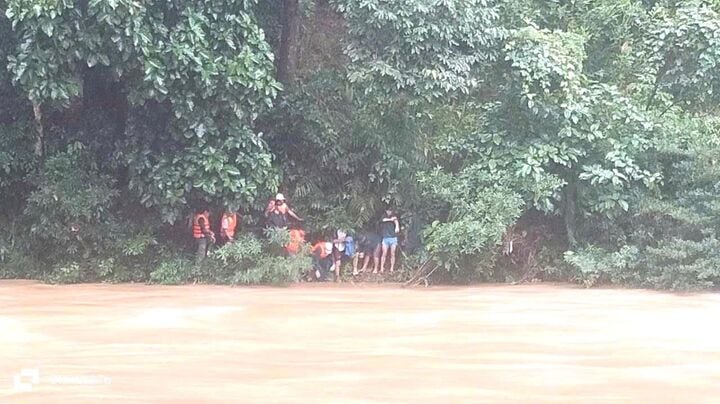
[[403, 252, 438, 288]]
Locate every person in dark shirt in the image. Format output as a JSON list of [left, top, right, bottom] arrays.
[[379, 209, 400, 273], [264, 193, 303, 229], [353, 232, 381, 275]]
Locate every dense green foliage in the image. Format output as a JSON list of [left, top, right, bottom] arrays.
[[147, 233, 309, 285], [2, 0, 720, 290]]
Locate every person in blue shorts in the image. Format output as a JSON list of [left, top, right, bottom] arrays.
[[379, 209, 400, 273]]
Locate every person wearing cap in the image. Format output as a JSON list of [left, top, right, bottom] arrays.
[[265, 193, 303, 229]]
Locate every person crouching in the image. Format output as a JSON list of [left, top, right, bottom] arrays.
[[311, 239, 333, 281]]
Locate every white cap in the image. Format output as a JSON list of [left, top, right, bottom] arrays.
[[276, 193, 285, 201]]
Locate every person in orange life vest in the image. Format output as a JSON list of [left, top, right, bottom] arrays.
[[311, 239, 333, 281], [286, 227, 306, 256], [264, 193, 303, 229], [220, 208, 239, 243], [192, 207, 215, 262]]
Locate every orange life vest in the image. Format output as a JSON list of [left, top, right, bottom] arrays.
[[192, 213, 210, 239], [222, 213, 238, 238], [286, 229, 305, 255], [312, 241, 330, 259]]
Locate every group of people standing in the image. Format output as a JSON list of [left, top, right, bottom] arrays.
[[190, 207, 239, 260], [190, 193, 402, 282], [190, 193, 302, 260], [309, 209, 401, 282]]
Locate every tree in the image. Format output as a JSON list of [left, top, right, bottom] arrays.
[[276, 0, 301, 85], [642, 1, 720, 110], [336, 0, 506, 99], [5, 0, 281, 223]]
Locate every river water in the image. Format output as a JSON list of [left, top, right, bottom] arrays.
[[1, 280, 720, 403]]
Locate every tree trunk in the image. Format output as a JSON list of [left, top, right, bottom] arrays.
[[32, 100, 44, 161], [564, 179, 578, 248], [277, 0, 300, 86]]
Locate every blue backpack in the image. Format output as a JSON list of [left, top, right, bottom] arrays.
[[344, 236, 355, 256]]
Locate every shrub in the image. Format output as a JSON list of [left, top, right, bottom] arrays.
[[87, 257, 145, 283], [95, 257, 116, 279], [232, 254, 311, 285], [187, 234, 267, 283], [149, 258, 194, 285], [46, 262, 85, 284], [119, 233, 158, 257], [212, 235, 263, 266], [564, 245, 640, 288], [638, 238, 720, 290], [565, 238, 720, 291], [24, 145, 120, 261], [0, 250, 44, 279], [263, 227, 291, 255]]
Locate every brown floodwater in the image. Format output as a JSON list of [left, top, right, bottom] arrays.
[[1, 280, 720, 403]]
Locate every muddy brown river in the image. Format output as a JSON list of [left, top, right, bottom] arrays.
[[1, 280, 720, 403]]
